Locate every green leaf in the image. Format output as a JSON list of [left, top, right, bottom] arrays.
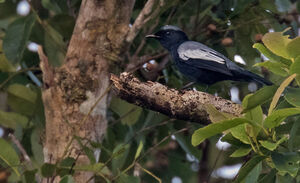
[[262, 29, 292, 59], [286, 37, 300, 59], [31, 129, 44, 165], [7, 84, 38, 115], [230, 147, 252, 157], [233, 156, 265, 183], [74, 163, 111, 181], [3, 14, 36, 64], [242, 85, 278, 112], [253, 43, 291, 65], [0, 110, 28, 129], [264, 108, 300, 128], [42, 0, 63, 13], [175, 134, 202, 160], [24, 169, 38, 183], [57, 157, 75, 177], [0, 138, 20, 176], [271, 152, 300, 177], [288, 120, 300, 151], [254, 61, 288, 76], [204, 104, 233, 123], [259, 135, 288, 151], [245, 162, 262, 183], [257, 169, 276, 183], [134, 141, 143, 160], [112, 144, 130, 174], [44, 24, 66, 66], [289, 56, 300, 75], [192, 118, 250, 146], [245, 106, 263, 138], [230, 124, 250, 144], [41, 163, 56, 177], [59, 175, 75, 183], [268, 74, 296, 115], [7, 84, 37, 103], [285, 87, 300, 107], [117, 173, 140, 183], [110, 97, 142, 125], [0, 42, 15, 72]]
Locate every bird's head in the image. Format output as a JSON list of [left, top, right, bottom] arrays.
[[146, 25, 188, 50]]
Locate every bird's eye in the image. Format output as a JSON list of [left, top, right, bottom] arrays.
[[166, 31, 170, 35]]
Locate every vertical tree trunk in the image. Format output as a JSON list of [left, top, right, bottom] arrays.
[[41, 0, 135, 182]]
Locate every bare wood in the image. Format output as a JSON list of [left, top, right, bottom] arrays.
[[126, 0, 164, 43], [111, 73, 242, 124], [41, 1, 135, 182]]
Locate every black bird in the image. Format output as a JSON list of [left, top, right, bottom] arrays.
[[146, 25, 272, 86]]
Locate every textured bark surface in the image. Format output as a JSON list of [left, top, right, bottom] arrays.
[[111, 72, 243, 124], [40, 0, 135, 182]]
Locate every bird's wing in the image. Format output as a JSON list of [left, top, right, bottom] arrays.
[[177, 41, 233, 76]]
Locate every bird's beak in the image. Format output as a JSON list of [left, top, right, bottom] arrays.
[[146, 34, 160, 39]]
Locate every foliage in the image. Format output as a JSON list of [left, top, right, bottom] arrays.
[[0, 0, 299, 183], [192, 28, 300, 181]]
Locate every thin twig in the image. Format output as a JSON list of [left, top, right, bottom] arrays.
[[8, 133, 32, 167]]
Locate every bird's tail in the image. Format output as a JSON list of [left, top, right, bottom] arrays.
[[243, 70, 273, 85]]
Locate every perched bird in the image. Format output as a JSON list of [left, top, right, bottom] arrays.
[[146, 25, 272, 86]]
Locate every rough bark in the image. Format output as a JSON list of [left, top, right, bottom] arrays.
[[40, 0, 135, 182], [111, 72, 243, 124]]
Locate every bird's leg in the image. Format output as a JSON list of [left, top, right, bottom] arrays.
[[181, 81, 196, 90]]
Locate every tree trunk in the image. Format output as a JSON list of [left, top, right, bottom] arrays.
[[40, 0, 135, 182]]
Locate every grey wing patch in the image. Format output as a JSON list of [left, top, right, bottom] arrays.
[[178, 41, 225, 64]]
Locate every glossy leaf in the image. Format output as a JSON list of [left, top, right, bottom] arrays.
[[0, 138, 20, 176], [289, 56, 300, 75], [262, 29, 291, 59], [230, 147, 252, 157], [286, 37, 300, 59], [259, 135, 288, 151], [192, 118, 250, 146], [230, 124, 251, 144], [254, 61, 288, 76], [271, 152, 300, 177], [245, 106, 263, 138], [268, 74, 296, 115], [285, 87, 300, 107], [3, 14, 36, 64], [242, 85, 278, 112], [253, 43, 291, 65], [264, 108, 300, 128], [233, 156, 265, 183]]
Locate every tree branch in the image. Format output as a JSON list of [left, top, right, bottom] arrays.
[[126, 0, 164, 43], [111, 73, 242, 124]]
